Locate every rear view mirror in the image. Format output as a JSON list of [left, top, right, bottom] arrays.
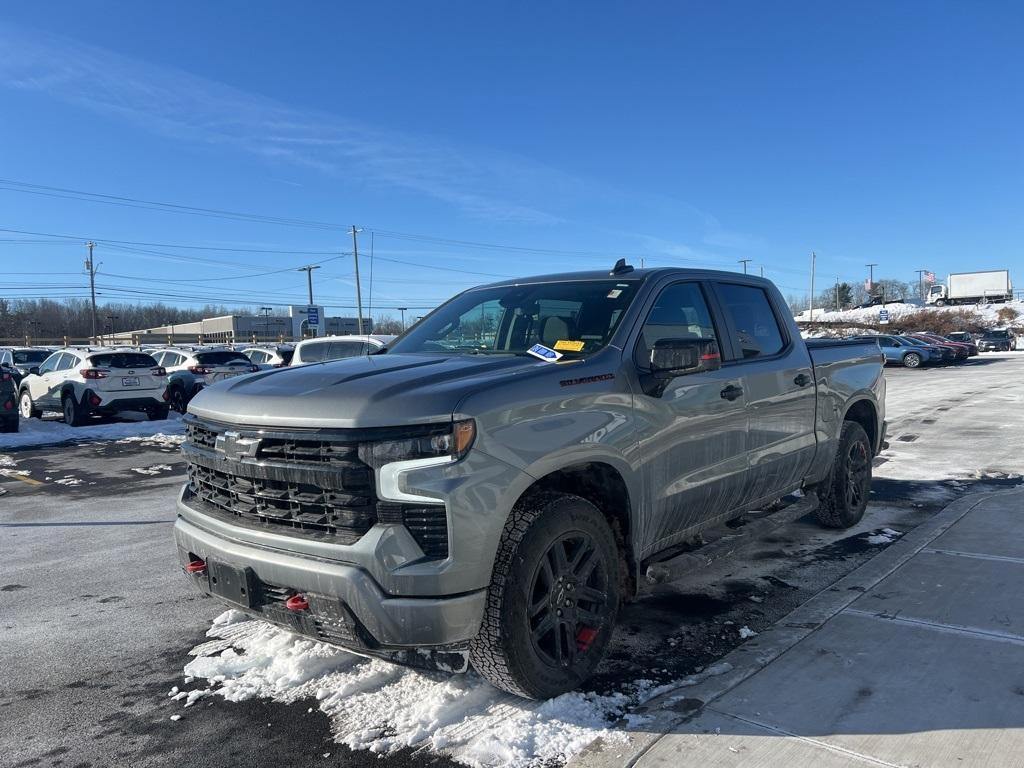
[[650, 338, 721, 379]]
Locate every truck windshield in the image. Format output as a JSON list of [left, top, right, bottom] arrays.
[[388, 280, 641, 356]]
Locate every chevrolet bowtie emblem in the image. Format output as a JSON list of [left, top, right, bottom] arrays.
[[214, 431, 261, 460]]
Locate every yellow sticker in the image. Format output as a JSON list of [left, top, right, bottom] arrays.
[[553, 339, 585, 352]]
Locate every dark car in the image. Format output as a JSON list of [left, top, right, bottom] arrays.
[[977, 329, 1017, 352], [0, 365, 18, 432], [932, 333, 978, 356], [0, 347, 51, 386]]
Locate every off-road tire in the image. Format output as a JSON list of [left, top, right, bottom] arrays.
[[19, 390, 40, 419], [148, 405, 171, 421], [62, 393, 88, 427], [0, 417, 17, 433], [814, 420, 872, 529], [902, 352, 921, 369], [169, 387, 188, 414], [469, 492, 620, 699]]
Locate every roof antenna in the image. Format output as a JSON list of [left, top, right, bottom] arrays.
[[610, 258, 635, 276]]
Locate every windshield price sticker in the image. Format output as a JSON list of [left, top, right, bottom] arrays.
[[528, 343, 563, 362], [553, 340, 585, 352]]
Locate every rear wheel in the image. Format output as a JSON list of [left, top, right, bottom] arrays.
[[148, 404, 171, 421], [62, 393, 88, 427], [169, 387, 188, 414], [19, 391, 40, 419], [902, 352, 921, 368], [470, 493, 620, 699], [815, 420, 872, 529]]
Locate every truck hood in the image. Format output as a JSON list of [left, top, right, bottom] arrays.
[[187, 352, 548, 429]]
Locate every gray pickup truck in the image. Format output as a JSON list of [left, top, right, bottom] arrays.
[[174, 264, 885, 698]]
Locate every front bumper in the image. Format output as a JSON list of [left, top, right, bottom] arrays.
[[173, 510, 487, 666]]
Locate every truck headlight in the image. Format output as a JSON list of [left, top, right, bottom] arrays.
[[363, 420, 476, 504]]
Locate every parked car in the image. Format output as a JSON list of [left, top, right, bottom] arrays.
[[895, 336, 955, 364], [18, 349, 169, 426], [977, 329, 1017, 352], [290, 334, 396, 365], [0, 347, 52, 386], [174, 265, 886, 699], [906, 334, 969, 362], [150, 347, 259, 413], [945, 332, 974, 344], [930, 333, 978, 356], [853, 334, 942, 368], [241, 344, 295, 370], [0, 365, 18, 432]]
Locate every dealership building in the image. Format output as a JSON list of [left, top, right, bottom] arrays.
[[130, 305, 372, 343]]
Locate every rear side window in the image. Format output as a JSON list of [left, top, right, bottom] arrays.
[[327, 341, 367, 359], [195, 351, 250, 365], [55, 353, 79, 371], [716, 283, 786, 359], [88, 353, 157, 369]]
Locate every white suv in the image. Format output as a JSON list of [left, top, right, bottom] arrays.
[[290, 335, 395, 365], [18, 348, 170, 426], [150, 347, 259, 413]]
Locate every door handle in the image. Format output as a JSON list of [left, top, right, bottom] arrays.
[[720, 384, 744, 401], [794, 373, 811, 387]]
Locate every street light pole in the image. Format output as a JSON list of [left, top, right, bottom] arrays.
[[297, 265, 321, 305], [738, 259, 752, 274], [915, 269, 928, 302], [397, 307, 408, 331], [865, 263, 878, 296], [809, 251, 817, 322]]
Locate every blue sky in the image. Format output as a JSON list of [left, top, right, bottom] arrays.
[[1, 1, 1022, 318]]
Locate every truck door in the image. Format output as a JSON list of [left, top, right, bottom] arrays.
[[711, 281, 817, 505], [631, 281, 748, 556]]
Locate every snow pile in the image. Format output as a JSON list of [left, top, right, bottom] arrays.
[[738, 626, 758, 639], [795, 299, 1024, 326], [0, 412, 184, 450], [180, 611, 633, 767], [866, 528, 903, 545]]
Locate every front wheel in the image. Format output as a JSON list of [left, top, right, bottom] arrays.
[[169, 387, 188, 414], [470, 493, 620, 699], [935, 299, 946, 307], [19, 391, 40, 419], [814, 420, 872, 529], [902, 352, 921, 368]]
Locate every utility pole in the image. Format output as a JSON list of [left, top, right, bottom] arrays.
[[809, 251, 817, 322], [738, 259, 752, 274], [397, 307, 408, 332], [297, 265, 321, 305], [105, 314, 119, 344], [85, 241, 98, 343], [260, 306, 272, 340], [350, 226, 365, 335]]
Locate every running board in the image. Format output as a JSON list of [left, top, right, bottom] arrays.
[[643, 491, 820, 585]]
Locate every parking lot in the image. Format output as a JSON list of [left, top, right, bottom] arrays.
[[2, 353, 1023, 768]]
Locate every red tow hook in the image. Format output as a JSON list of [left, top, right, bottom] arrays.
[[185, 558, 207, 575], [285, 594, 310, 611], [576, 627, 598, 652]]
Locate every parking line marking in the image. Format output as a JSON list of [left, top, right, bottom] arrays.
[[0, 470, 44, 486], [844, 608, 1024, 646], [922, 547, 1024, 567]]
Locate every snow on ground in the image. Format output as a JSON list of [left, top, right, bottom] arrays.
[[180, 611, 634, 767], [795, 298, 1024, 325], [0, 412, 184, 450]]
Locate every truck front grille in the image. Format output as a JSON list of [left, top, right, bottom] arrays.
[[181, 415, 450, 557], [183, 416, 377, 543]]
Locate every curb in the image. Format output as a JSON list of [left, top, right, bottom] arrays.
[[570, 488, 1023, 768]]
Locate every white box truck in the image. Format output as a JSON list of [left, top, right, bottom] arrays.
[[926, 270, 1012, 306]]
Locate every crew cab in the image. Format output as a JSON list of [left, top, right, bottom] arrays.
[[173, 265, 886, 699], [18, 348, 170, 425]]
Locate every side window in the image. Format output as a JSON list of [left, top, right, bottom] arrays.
[[326, 341, 367, 360], [634, 282, 718, 368], [38, 352, 62, 374], [298, 342, 329, 363], [877, 338, 896, 348], [54, 353, 76, 372], [716, 283, 786, 359]]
